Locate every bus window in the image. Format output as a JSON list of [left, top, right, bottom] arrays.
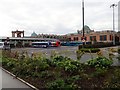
[[32, 42, 49, 48]]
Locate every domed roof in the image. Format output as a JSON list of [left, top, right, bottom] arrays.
[[82, 25, 91, 31], [84, 25, 91, 31], [31, 32, 37, 37], [81, 25, 91, 33]]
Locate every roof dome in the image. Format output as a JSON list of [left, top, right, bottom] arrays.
[[31, 32, 37, 37], [82, 25, 91, 31], [81, 25, 91, 33]]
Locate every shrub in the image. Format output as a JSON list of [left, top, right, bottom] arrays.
[[50, 55, 82, 73], [46, 79, 65, 89], [27, 59, 50, 72], [104, 68, 120, 88], [79, 48, 100, 53], [51, 56, 71, 67], [2, 55, 50, 77], [109, 68, 120, 88], [2, 57, 17, 70], [64, 61, 78, 72], [91, 67, 108, 77], [87, 57, 113, 68], [52, 56, 65, 63], [57, 59, 82, 73], [40, 71, 53, 78], [76, 50, 85, 60], [46, 78, 78, 89], [66, 75, 81, 84], [78, 42, 113, 49]]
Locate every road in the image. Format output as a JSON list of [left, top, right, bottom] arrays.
[[11, 46, 120, 66], [12, 46, 78, 60], [100, 46, 120, 66], [0, 67, 33, 89]]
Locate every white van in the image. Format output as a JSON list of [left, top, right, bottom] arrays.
[[0, 42, 10, 50], [0, 42, 4, 49]]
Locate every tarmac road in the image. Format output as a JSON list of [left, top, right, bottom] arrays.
[[11, 46, 97, 62], [11, 46, 120, 65]]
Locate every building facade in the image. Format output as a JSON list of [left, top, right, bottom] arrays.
[[30, 25, 120, 43], [66, 26, 120, 43]]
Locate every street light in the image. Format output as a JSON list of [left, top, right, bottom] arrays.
[[110, 4, 117, 45], [82, 0, 85, 45]]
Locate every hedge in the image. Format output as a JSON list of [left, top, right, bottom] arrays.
[[78, 42, 117, 49], [79, 48, 100, 53]]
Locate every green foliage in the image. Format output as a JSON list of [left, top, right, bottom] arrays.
[[2, 57, 17, 70], [2, 50, 120, 89], [76, 50, 84, 60], [31, 59, 49, 71], [63, 61, 78, 73], [46, 79, 65, 89], [2, 54, 50, 77], [50, 56, 66, 67], [2, 57, 9, 66], [40, 71, 53, 78], [109, 68, 120, 88], [2, 50, 11, 58], [46, 78, 78, 89], [87, 57, 113, 68], [52, 56, 65, 63], [78, 42, 113, 49], [91, 68, 108, 77], [66, 75, 81, 84], [104, 68, 120, 88], [54, 57, 82, 73], [79, 48, 100, 53]]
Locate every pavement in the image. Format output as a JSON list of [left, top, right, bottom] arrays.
[[0, 67, 33, 90]]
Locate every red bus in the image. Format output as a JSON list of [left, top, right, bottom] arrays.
[[51, 41, 61, 47], [32, 41, 61, 48]]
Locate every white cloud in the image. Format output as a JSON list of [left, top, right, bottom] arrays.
[[0, 0, 119, 37]]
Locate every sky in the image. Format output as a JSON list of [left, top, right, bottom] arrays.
[[0, 0, 119, 37]]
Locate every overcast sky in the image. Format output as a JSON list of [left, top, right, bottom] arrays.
[[0, 0, 119, 37]]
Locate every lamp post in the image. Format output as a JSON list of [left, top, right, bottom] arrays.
[[110, 4, 117, 45], [82, 0, 85, 45]]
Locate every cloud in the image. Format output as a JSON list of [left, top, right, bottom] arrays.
[[0, 0, 119, 37]]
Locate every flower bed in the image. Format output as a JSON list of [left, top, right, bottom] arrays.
[[2, 50, 120, 89]]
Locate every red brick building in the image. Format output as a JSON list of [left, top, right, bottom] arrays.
[[66, 25, 120, 43], [30, 25, 120, 43]]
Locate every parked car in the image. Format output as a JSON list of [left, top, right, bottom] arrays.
[[0, 42, 10, 50]]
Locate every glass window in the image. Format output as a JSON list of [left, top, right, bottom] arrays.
[[100, 35, 107, 41], [100, 36, 103, 41], [90, 36, 96, 41], [104, 35, 107, 41]]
